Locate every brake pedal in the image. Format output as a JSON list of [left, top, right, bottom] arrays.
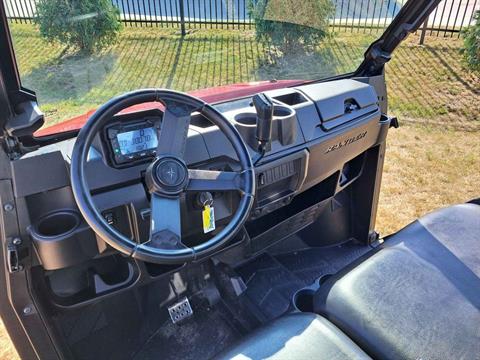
[[168, 297, 193, 324]]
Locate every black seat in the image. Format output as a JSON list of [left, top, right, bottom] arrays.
[[215, 313, 371, 360], [313, 203, 480, 360]]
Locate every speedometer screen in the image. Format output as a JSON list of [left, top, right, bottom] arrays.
[[116, 127, 158, 155]]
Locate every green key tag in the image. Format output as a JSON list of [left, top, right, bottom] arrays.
[[202, 205, 215, 234]]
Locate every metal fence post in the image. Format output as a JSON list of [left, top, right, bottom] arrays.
[[178, 0, 186, 36], [419, 20, 428, 45]]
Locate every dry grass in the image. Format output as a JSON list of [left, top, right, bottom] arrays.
[[387, 35, 480, 131], [376, 34, 480, 234], [377, 124, 480, 236], [0, 319, 18, 360]]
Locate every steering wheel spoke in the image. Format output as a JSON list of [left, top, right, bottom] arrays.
[[148, 194, 186, 250], [187, 169, 247, 192], [156, 100, 195, 158]]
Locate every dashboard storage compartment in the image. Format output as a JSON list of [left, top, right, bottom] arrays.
[[272, 91, 308, 106], [246, 171, 339, 254], [29, 210, 99, 270], [246, 140, 384, 254], [297, 79, 380, 132], [35, 254, 138, 307]]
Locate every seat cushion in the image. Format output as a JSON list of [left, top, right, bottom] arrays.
[[313, 203, 480, 360], [215, 313, 371, 360]]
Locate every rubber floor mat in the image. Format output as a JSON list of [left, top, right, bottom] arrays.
[[275, 241, 373, 285], [235, 254, 303, 322], [133, 302, 241, 360], [236, 240, 372, 322]]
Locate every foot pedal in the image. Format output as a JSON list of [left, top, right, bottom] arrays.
[[168, 297, 193, 324]]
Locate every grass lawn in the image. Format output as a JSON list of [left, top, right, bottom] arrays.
[[9, 24, 479, 130], [0, 25, 479, 358], [11, 24, 375, 125], [387, 35, 480, 131], [377, 124, 480, 235]]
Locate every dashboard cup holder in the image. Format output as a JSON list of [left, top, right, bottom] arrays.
[[29, 210, 98, 270], [35, 211, 80, 238], [233, 112, 258, 149], [234, 112, 257, 126], [234, 106, 293, 126], [273, 105, 293, 118], [272, 105, 297, 146], [233, 105, 297, 150]]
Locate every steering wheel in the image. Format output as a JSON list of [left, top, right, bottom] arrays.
[[71, 89, 255, 264]]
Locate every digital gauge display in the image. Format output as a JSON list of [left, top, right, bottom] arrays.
[[116, 127, 158, 155]]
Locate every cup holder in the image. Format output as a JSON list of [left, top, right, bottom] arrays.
[[273, 105, 293, 118], [29, 210, 98, 270], [234, 112, 257, 126], [234, 106, 293, 125], [233, 104, 297, 149], [292, 275, 332, 313], [293, 288, 316, 313], [35, 211, 80, 238]]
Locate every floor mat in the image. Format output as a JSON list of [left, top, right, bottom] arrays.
[[236, 239, 372, 322], [275, 241, 373, 285], [236, 254, 303, 322], [133, 302, 241, 360]]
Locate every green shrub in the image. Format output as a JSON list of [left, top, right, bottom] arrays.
[[35, 0, 121, 53], [462, 10, 480, 72], [248, 0, 334, 54]]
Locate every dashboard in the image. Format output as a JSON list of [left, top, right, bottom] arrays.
[[14, 78, 391, 270]]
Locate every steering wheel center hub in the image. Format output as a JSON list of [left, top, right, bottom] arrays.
[[157, 159, 186, 187], [147, 156, 189, 195]]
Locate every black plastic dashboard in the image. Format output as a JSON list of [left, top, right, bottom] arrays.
[[12, 78, 392, 271]]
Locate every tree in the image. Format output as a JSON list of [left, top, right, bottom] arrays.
[[35, 0, 121, 53], [248, 0, 335, 54], [462, 11, 479, 73]]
